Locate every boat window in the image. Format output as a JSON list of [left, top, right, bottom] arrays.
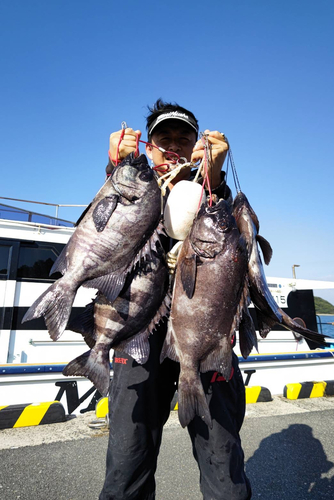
[[0, 245, 10, 275], [17, 243, 64, 280]]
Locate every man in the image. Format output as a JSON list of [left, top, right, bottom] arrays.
[[99, 99, 251, 500]]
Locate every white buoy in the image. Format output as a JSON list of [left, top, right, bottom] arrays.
[[163, 180, 206, 240]]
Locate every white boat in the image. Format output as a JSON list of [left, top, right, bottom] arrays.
[[1, 199, 333, 415], [0, 200, 97, 415]]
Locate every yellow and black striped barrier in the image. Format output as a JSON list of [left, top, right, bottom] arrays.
[[245, 386, 272, 404], [96, 397, 109, 418], [0, 401, 66, 430], [284, 380, 334, 400]]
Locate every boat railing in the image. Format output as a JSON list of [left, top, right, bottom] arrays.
[[0, 197, 88, 228], [317, 315, 324, 334]]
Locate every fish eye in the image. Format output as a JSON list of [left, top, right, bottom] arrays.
[[139, 170, 153, 182]]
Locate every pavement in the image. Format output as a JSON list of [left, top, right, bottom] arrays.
[[1, 396, 334, 499]]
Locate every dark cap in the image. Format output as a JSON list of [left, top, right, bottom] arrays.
[[148, 111, 199, 139]]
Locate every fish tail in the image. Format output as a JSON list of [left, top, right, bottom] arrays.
[[22, 278, 76, 341], [63, 348, 111, 396], [160, 323, 179, 363], [281, 313, 327, 347], [178, 370, 212, 429]]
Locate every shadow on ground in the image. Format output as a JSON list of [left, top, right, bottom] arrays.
[[246, 424, 334, 499]]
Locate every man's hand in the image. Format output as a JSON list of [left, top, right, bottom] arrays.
[[109, 128, 142, 164], [191, 130, 229, 189]]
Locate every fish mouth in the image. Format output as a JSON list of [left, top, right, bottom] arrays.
[[203, 199, 232, 230], [204, 198, 226, 213], [111, 180, 140, 201], [196, 198, 224, 218], [204, 199, 228, 216]]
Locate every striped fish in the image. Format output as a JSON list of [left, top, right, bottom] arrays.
[[22, 153, 162, 341], [63, 248, 171, 396]]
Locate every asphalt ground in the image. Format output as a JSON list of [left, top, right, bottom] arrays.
[[1, 396, 334, 499]]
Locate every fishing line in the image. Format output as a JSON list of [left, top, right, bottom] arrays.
[[197, 134, 213, 209], [114, 122, 127, 166], [203, 135, 213, 205], [226, 148, 241, 193]]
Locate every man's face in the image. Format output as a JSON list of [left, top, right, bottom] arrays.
[[145, 121, 197, 182]]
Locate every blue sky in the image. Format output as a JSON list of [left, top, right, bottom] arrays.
[[1, 1, 334, 302]]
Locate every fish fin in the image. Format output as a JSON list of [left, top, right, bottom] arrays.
[[22, 278, 75, 340], [180, 254, 197, 299], [115, 329, 150, 365], [92, 195, 119, 232], [75, 202, 92, 227], [280, 311, 327, 347], [160, 341, 179, 363], [146, 291, 172, 335], [117, 293, 171, 365], [63, 348, 111, 396], [256, 235, 273, 265], [236, 281, 258, 357], [239, 309, 258, 358], [83, 270, 127, 303], [67, 302, 96, 348], [199, 339, 233, 381], [160, 323, 179, 363], [50, 245, 68, 276], [81, 332, 96, 349], [254, 308, 275, 338], [178, 370, 212, 429], [132, 224, 164, 267], [155, 220, 167, 237]]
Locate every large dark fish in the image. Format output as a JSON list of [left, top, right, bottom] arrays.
[[22, 153, 162, 341], [63, 249, 171, 396], [233, 191, 327, 346], [161, 199, 254, 428]]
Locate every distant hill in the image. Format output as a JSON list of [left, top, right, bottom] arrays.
[[314, 296, 334, 314]]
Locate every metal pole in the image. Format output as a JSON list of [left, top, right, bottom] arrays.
[[292, 264, 300, 279]]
